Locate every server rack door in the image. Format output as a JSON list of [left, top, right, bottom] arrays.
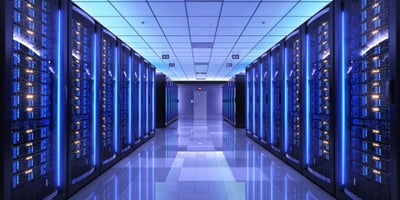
[[99, 29, 117, 168], [2, 0, 62, 199], [254, 63, 260, 139], [251, 66, 257, 136], [141, 61, 147, 138], [246, 67, 253, 135], [261, 54, 270, 145], [270, 43, 284, 155], [67, 5, 98, 193], [340, 0, 394, 199], [235, 74, 246, 128], [245, 68, 250, 134], [151, 67, 156, 133], [256, 62, 263, 140], [132, 54, 141, 144], [119, 44, 131, 153], [284, 28, 304, 170], [304, 5, 335, 193]]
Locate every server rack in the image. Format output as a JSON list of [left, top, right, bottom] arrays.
[[67, 4, 98, 194], [254, 62, 261, 139], [1, 0, 65, 199], [283, 27, 305, 172], [336, 0, 400, 199], [151, 65, 156, 134], [269, 42, 284, 156], [156, 74, 178, 128], [99, 28, 117, 170], [222, 74, 245, 128], [245, 66, 255, 136], [119, 43, 132, 154], [304, 4, 336, 194], [132, 53, 141, 144], [141, 60, 148, 139], [147, 65, 155, 135], [260, 53, 270, 145]]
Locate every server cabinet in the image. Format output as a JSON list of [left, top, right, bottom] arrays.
[[151, 66, 156, 133], [245, 66, 254, 136], [156, 74, 178, 128], [269, 42, 284, 156], [337, 0, 399, 199], [132, 53, 141, 144], [147, 65, 155, 135], [283, 27, 305, 172], [119, 43, 132, 154], [140, 60, 147, 139], [67, 4, 98, 194], [99, 28, 117, 170], [304, 5, 336, 194], [260, 53, 270, 145], [0, 0, 65, 199], [233, 74, 246, 128]]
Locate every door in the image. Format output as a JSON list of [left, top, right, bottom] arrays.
[[194, 91, 207, 119]]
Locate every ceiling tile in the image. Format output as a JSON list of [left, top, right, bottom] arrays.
[[287, 2, 331, 17], [247, 16, 281, 27], [111, 2, 153, 16], [134, 27, 163, 36], [191, 36, 214, 42], [237, 35, 264, 43], [156, 17, 187, 27], [162, 28, 190, 36], [268, 27, 296, 36], [216, 28, 244, 36], [214, 36, 238, 43], [242, 27, 272, 36], [149, 2, 186, 16], [72, 2, 120, 17], [188, 17, 219, 27], [107, 27, 137, 36], [221, 2, 259, 16], [141, 36, 167, 43], [186, 2, 222, 16], [167, 36, 191, 43], [276, 16, 309, 27], [190, 27, 216, 36], [125, 17, 159, 27], [254, 2, 296, 16], [94, 17, 130, 27], [219, 17, 250, 27]]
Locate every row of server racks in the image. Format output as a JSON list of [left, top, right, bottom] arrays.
[[0, 1, 156, 199], [156, 73, 178, 128], [245, 0, 399, 199], [222, 74, 246, 128]]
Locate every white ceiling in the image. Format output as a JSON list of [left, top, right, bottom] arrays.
[[71, 0, 331, 81]]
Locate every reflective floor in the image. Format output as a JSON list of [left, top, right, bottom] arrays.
[[70, 117, 334, 200]]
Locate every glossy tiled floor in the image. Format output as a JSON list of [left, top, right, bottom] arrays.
[[70, 117, 334, 200]]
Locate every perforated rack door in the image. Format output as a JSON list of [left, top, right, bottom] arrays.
[[261, 55, 270, 144], [69, 7, 95, 185], [270, 45, 283, 153], [120, 46, 130, 152], [285, 31, 303, 165], [10, 0, 58, 198], [345, 0, 391, 199]]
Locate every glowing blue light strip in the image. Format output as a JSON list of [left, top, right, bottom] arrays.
[[93, 33, 97, 165], [260, 64, 263, 138], [56, 10, 62, 187], [284, 47, 288, 152], [146, 67, 149, 133], [152, 70, 155, 130], [341, 11, 346, 185], [114, 47, 118, 153], [246, 73, 249, 130], [138, 62, 142, 138], [305, 34, 310, 165], [270, 56, 274, 144], [128, 56, 132, 144], [252, 68, 256, 133]]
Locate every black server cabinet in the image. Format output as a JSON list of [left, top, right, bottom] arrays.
[[269, 42, 284, 156], [132, 53, 141, 144], [67, 4, 98, 194], [0, 0, 65, 199], [304, 5, 336, 194], [260, 53, 270, 145], [233, 74, 246, 128], [156, 74, 178, 128], [283, 27, 305, 172], [119, 43, 132, 154], [245, 66, 254, 136], [99, 28, 117, 170], [336, 0, 400, 199]]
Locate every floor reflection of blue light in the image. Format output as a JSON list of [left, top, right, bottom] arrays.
[[70, 117, 334, 200]]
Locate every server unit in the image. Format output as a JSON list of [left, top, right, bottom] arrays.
[[260, 53, 270, 145], [132, 53, 142, 144], [336, 0, 400, 199], [283, 27, 305, 172], [119, 43, 132, 154], [1, 0, 64, 199], [222, 74, 246, 128], [269, 42, 284, 156], [304, 4, 336, 194], [99, 28, 117, 170], [156, 74, 178, 128], [67, 4, 98, 194]]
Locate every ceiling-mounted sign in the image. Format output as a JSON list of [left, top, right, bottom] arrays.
[[226, 63, 233, 67], [169, 63, 175, 67], [232, 54, 239, 59], [162, 54, 169, 59]]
